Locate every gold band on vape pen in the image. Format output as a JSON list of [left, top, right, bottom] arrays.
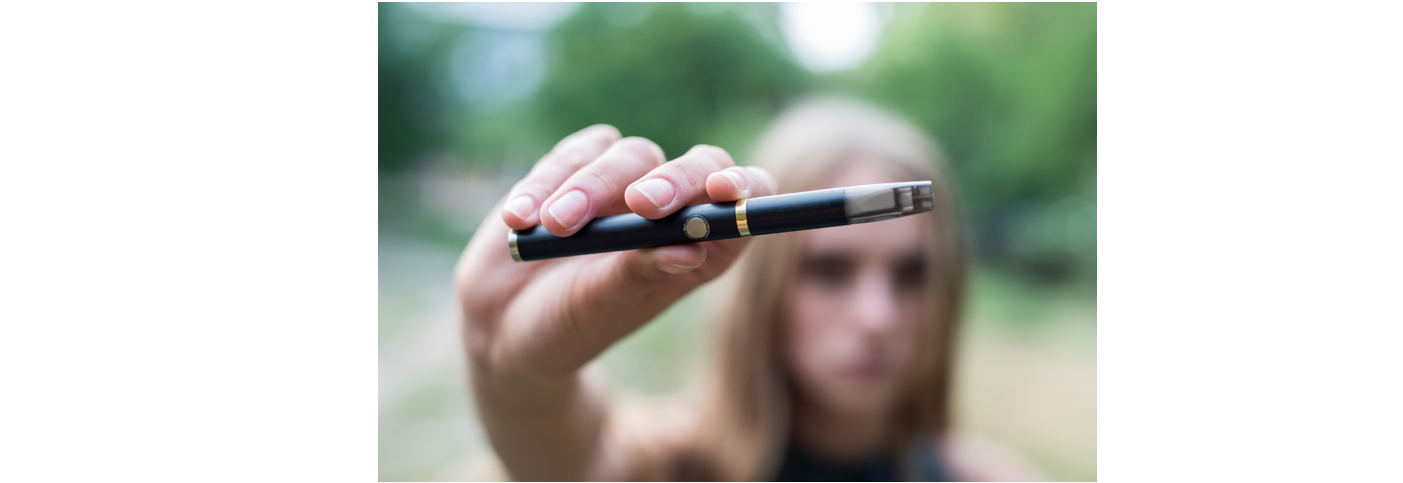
[[508, 230, 523, 262], [735, 199, 751, 237]]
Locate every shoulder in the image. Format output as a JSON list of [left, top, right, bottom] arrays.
[[935, 431, 1045, 482]]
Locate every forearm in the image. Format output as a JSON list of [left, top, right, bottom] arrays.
[[469, 358, 610, 481]]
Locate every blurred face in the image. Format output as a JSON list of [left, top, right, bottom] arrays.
[[782, 162, 935, 418]]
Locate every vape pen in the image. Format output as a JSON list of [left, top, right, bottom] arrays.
[[508, 181, 935, 262]]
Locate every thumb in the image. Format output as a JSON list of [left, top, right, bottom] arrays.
[[561, 242, 709, 332], [496, 244, 708, 378], [598, 243, 710, 290]]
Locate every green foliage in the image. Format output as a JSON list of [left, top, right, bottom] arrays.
[[378, 2, 1097, 282], [854, 3, 1097, 281], [531, 3, 809, 161], [862, 3, 1097, 218], [378, 3, 459, 175]]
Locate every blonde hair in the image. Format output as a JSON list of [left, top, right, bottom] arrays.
[[676, 96, 970, 480], [670, 98, 968, 480]]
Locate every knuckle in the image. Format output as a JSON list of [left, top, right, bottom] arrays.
[[615, 137, 665, 166], [655, 162, 700, 191], [533, 152, 566, 171], [514, 186, 548, 202], [555, 124, 620, 152], [588, 124, 622, 140], [512, 179, 556, 200], [528, 153, 555, 172], [689, 145, 734, 167], [577, 163, 620, 194], [554, 149, 596, 171], [533, 161, 574, 181], [581, 126, 622, 153]]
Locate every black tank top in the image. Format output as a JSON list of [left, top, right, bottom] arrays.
[[774, 438, 950, 481]]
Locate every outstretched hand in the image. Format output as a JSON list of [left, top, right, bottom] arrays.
[[455, 124, 778, 384]]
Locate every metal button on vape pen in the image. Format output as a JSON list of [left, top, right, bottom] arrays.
[[508, 181, 935, 262]]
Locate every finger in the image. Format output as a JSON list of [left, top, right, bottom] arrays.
[[645, 166, 779, 295], [456, 200, 551, 337], [501, 124, 621, 231], [611, 242, 710, 285], [704, 165, 780, 202], [624, 145, 735, 219], [538, 137, 666, 236]]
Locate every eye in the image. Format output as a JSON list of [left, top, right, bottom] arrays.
[[892, 256, 927, 290], [802, 254, 855, 289]]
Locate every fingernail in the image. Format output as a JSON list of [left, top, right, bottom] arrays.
[[720, 170, 747, 194], [547, 190, 589, 229], [634, 178, 676, 208], [655, 261, 700, 274], [505, 196, 534, 220]]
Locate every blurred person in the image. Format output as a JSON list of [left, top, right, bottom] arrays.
[[454, 98, 1039, 481]]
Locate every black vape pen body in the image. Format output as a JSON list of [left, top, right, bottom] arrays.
[[509, 182, 932, 262]]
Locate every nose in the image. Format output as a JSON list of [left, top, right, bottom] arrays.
[[847, 265, 898, 336]]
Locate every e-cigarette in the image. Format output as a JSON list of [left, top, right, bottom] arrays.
[[508, 181, 935, 262]]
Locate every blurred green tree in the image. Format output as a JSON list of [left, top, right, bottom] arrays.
[[379, 3, 459, 175], [861, 3, 1097, 280], [378, 2, 1096, 283], [530, 3, 810, 161]]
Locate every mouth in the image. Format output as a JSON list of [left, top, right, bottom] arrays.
[[846, 353, 889, 379]]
